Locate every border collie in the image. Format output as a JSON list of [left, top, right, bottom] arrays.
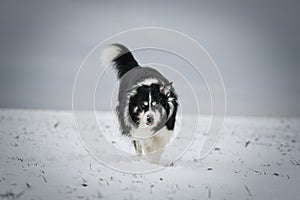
[[101, 44, 178, 164]]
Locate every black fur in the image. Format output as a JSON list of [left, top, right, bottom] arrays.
[[129, 85, 150, 126], [165, 91, 178, 130], [111, 44, 139, 79]]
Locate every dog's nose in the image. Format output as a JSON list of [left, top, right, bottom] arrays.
[[146, 114, 154, 124]]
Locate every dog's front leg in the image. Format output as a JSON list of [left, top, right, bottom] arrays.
[[132, 140, 142, 156]]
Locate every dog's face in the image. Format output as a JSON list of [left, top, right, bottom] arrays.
[[128, 83, 173, 130]]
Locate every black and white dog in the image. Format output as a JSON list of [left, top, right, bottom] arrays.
[[101, 44, 178, 163]]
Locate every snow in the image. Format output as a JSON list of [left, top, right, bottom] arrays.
[[0, 109, 299, 199]]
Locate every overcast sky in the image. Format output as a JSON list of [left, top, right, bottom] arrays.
[[0, 0, 299, 117]]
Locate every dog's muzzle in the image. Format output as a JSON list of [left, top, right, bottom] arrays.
[[146, 113, 154, 126]]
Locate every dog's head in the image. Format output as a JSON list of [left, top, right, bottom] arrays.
[[128, 82, 176, 131]]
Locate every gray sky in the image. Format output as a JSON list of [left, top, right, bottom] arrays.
[[0, 0, 299, 117]]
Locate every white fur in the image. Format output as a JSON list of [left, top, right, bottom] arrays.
[[167, 101, 174, 120], [148, 91, 152, 110], [136, 78, 159, 86], [100, 45, 123, 68]]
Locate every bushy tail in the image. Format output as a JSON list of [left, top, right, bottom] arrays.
[[101, 43, 139, 79]]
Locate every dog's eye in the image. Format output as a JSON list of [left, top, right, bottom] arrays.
[[133, 106, 139, 113], [152, 101, 158, 106]]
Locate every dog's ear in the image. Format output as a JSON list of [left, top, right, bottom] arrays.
[[160, 82, 173, 95]]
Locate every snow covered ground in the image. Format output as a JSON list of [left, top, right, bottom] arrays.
[[0, 109, 299, 200]]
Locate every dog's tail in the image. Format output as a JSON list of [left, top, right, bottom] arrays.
[[101, 44, 139, 79]]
